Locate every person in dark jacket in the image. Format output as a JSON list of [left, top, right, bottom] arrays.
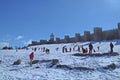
[[62, 46, 65, 53], [89, 43, 93, 54], [78, 46, 80, 52], [110, 42, 114, 53], [29, 52, 34, 66]]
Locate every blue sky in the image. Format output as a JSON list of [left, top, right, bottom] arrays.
[[0, 0, 120, 48]]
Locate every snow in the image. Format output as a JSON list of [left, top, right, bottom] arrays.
[[0, 40, 120, 80]]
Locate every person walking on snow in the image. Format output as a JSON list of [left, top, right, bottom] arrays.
[[29, 52, 34, 66], [89, 43, 93, 54], [110, 42, 114, 53], [97, 46, 100, 51]]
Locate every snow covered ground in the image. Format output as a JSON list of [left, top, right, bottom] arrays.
[[0, 40, 120, 80]]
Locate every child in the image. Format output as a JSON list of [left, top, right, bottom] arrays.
[[29, 52, 34, 66]]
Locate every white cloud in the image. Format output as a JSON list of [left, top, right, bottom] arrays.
[[15, 36, 24, 40], [23, 40, 32, 46], [0, 42, 9, 49]]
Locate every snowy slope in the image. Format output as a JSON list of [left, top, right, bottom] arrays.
[[0, 40, 120, 80]]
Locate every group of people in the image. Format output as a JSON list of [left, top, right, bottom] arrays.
[[62, 43, 94, 54], [62, 46, 72, 53], [82, 42, 114, 54], [81, 43, 94, 54], [62, 45, 82, 53], [62, 42, 114, 54], [29, 42, 114, 66]]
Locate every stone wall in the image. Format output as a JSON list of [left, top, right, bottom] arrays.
[[118, 23, 120, 38], [94, 27, 102, 41], [102, 29, 118, 40], [56, 37, 61, 43], [64, 35, 70, 43], [49, 33, 54, 43], [30, 22, 120, 46], [70, 37, 75, 43], [84, 31, 91, 41], [90, 34, 94, 41], [40, 40, 48, 44], [75, 33, 81, 42]]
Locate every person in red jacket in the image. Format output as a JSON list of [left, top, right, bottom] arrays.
[[82, 46, 88, 53], [29, 52, 34, 66]]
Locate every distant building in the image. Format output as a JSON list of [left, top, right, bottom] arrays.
[[56, 37, 61, 44], [40, 40, 48, 44], [30, 22, 120, 46], [84, 31, 91, 41], [49, 33, 54, 44], [64, 35, 70, 43], [94, 27, 102, 41], [75, 33, 81, 42]]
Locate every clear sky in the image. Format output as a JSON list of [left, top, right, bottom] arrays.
[[0, 0, 120, 48]]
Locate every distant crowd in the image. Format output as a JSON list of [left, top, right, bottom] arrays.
[[5, 42, 112, 67], [28, 42, 114, 66], [21, 42, 114, 54]]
